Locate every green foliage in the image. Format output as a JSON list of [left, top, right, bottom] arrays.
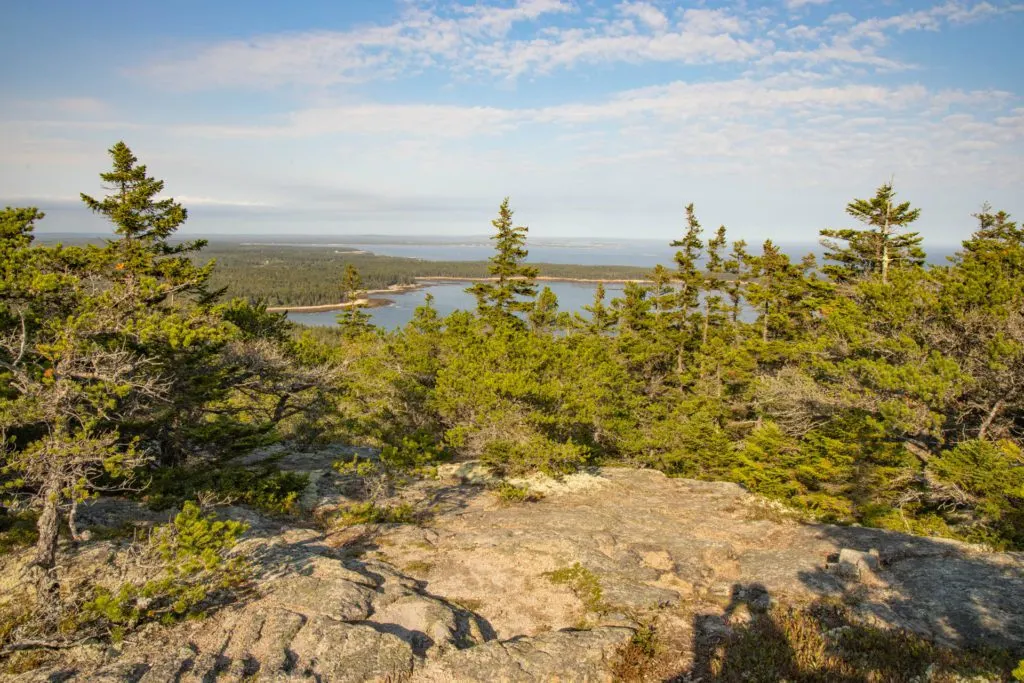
[[1013, 659, 1024, 681], [545, 563, 605, 613], [493, 481, 543, 504], [930, 440, 1024, 548], [79, 502, 248, 635], [467, 197, 539, 322], [336, 265, 374, 338], [0, 511, 39, 553], [482, 438, 590, 477], [820, 181, 924, 283], [145, 464, 309, 516], [332, 501, 417, 527]]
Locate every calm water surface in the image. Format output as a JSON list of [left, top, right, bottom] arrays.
[[287, 281, 626, 331]]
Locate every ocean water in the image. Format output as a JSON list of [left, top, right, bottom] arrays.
[[287, 280, 626, 331]]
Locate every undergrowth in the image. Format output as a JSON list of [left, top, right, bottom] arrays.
[[331, 501, 418, 527], [493, 481, 544, 504], [144, 464, 309, 515]]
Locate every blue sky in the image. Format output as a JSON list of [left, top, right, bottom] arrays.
[[1, 0, 1022, 244]]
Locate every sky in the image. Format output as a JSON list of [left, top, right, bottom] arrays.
[[1, 0, 1022, 245]]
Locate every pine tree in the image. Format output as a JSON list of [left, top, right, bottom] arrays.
[[468, 198, 538, 322], [820, 181, 923, 284]]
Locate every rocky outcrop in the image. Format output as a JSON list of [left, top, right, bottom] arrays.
[[8, 453, 1024, 681]]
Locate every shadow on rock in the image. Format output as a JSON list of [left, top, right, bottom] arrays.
[[672, 581, 1020, 683], [797, 523, 1024, 651]]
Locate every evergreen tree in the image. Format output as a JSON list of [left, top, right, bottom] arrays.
[[468, 198, 538, 322], [671, 204, 704, 314], [820, 181, 923, 284], [529, 286, 560, 334], [580, 282, 615, 335], [337, 264, 373, 338], [80, 143, 233, 463], [722, 239, 750, 324]]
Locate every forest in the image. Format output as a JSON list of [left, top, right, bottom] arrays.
[[1, 143, 1023, 676]]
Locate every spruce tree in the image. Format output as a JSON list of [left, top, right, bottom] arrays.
[[337, 264, 373, 337], [581, 282, 615, 335], [820, 182, 923, 283], [529, 286, 560, 334], [468, 197, 538, 322]]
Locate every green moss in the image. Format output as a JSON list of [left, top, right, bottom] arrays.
[[545, 563, 605, 613]]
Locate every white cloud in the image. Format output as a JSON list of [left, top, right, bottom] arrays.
[[786, 0, 833, 10], [618, 2, 669, 31]]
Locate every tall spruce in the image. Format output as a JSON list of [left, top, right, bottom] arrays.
[[468, 197, 538, 322], [337, 264, 373, 338], [820, 181, 923, 284]]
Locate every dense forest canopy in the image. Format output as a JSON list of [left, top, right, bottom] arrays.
[[2, 143, 1023, 662]]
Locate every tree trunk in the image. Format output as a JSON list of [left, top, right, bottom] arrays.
[[762, 303, 769, 342], [702, 301, 710, 345], [978, 399, 1004, 441], [881, 207, 891, 284], [32, 483, 61, 604]]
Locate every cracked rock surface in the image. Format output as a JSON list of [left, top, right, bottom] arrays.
[[9, 452, 1023, 682]]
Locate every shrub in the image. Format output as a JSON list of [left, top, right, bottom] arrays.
[[332, 502, 417, 528], [610, 622, 660, 681], [482, 437, 590, 477], [0, 511, 39, 554], [697, 599, 1018, 682], [145, 464, 308, 516], [493, 482, 543, 504], [79, 502, 248, 637]]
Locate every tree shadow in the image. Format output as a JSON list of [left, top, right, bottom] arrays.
[[675, 581, 1018, 682], [796, 523, 1024, 652]]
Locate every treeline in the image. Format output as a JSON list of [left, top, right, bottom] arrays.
[[199, 244, 652, 306], [324, 191, 1024, 551]]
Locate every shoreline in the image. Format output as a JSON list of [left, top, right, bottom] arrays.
[[414, 275, 653, 284], [267, 298, 393, 313], [267, 276, 653, 313]]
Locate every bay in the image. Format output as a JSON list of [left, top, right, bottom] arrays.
[[286, 280, 626, 331]]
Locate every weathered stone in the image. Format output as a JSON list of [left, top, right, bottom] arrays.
[[289, 616, 414, 682], [416, 627, 634, 682], [12, 458, 1024, 682]]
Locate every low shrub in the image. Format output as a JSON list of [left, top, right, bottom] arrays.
[[332, 502, 417, 528], [78, 502, 249, 639], [144, 464, 308, 516], [0, 511, 39, 553], [698, 600, 1018, 682], [493, 482, 543, 504]]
